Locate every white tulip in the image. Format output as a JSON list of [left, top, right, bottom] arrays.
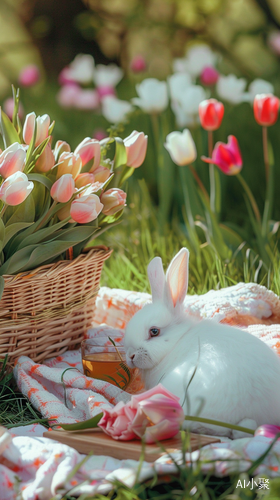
[[102, 96, 133, 124], [180, 85, 207, 115], [168, 73, 192, 101], [132, 78, 168, 113], [164, 129, 197, 166], [63, 54, 95, 84], [184, 44, 217, 77], [94, 64, 124, 88], [244, 79, 275, 103], [173, 58, 189, 74], [216, 74, 247, 104]]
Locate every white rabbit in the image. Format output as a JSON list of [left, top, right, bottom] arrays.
[[124, 248, 280, 438]]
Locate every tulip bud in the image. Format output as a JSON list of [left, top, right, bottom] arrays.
[[0, 143, 26, 179], [93, 129, 107, 141], [199, 99, 224, 131], [124, 130, 148, 168], [74, 137, 101, 172], [56, 152, 82, 180], [202, 135, 242, 175], [92, 165, 111, 183], [35, 143, 55, 173], [130, 55, 146, 73], [23, 112, 51, 147], [101, 188, 126, 215], [70, 193, 103, 223], [75, 173, 96, 189], [200, 66, 219, 86], [50, 174, 75, 203], [253, 94, 279, 127], [53, 140, 71, 162], [19, 64, 40, 87], [0, 172, 34, 206], [164, 129, 197, 166]]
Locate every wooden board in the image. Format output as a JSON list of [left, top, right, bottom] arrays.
[[43, 428, 220, 462]]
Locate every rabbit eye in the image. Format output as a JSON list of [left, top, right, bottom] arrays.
[[149, 327, 160, 337]]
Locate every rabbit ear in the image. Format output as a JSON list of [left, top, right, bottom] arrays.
[[165, 248, 189, 308], [148, 256, 165, 302]]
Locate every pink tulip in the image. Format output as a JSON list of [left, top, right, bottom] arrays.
[[130, 55, 146, 73], [23, 112, 51, 147], [53, 140, 71, 162], [98, 384, 184, 443], [3, 98, 24, 121], [92, 165, 111, 183], [0, 172, 34, 206], [124, 130, 148, 168], [70, 193, 103, 223], [74, 137, 101, 172], [255, 425, 280, 439], [57, 84, 81, 108], [18, 64, 40, 87], [0, 143, 26, 179], [75, 173, 96, 189], [101, 188, 126, 215], [35, 143, 55, 173], [97, 86, 116, 100], [56, 152, 82, 180], [73, 89, 99, 110], [200, 66, 219, 86], [202, 135, 243, 175], [50, 174, 75, 203]]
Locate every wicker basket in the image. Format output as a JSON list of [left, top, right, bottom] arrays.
[[0, 245, 112, 366]]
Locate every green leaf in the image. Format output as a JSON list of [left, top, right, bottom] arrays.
[[27, 173, 52, 191], [5, 193, 35, 226], [119, 167, 135, 186], [114, 137, 127, 169], [11, 86, 20, 130], [0, 245, 37, 275], [2, 222, 33, 249], [0, 218, 5, 253], [101, 208, 124, 225], [5, 199, 51, 258], [25, 120, 37, 170], [59, 413, 103, 431], [0, 276, 5, 301], [0, 108, 20, 148], [16, 219, 70, 250]]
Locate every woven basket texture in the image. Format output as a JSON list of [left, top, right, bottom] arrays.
[[0, 246, 112, 365]]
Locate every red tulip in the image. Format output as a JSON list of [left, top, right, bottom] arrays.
[[253, 94, 279, 126], [199, 99, 224, 131], [202, 135, 242, 175]]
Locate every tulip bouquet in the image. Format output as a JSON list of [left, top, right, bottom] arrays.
[[0, 89, 147, 299]]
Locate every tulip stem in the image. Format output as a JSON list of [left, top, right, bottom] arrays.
[[262, 127, 274, 238], [262, 126, 269, 184], [208, 131, 215, 214], [237, 174, 261, 224], [189, 164, 210, 203], [184, 415, 254, 435], [36, 201, 58, 231]]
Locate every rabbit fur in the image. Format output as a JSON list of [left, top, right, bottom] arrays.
[[124, 248, 280, 438]]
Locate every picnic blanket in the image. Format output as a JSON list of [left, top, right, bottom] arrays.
[[2, 282, 280, 499]]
